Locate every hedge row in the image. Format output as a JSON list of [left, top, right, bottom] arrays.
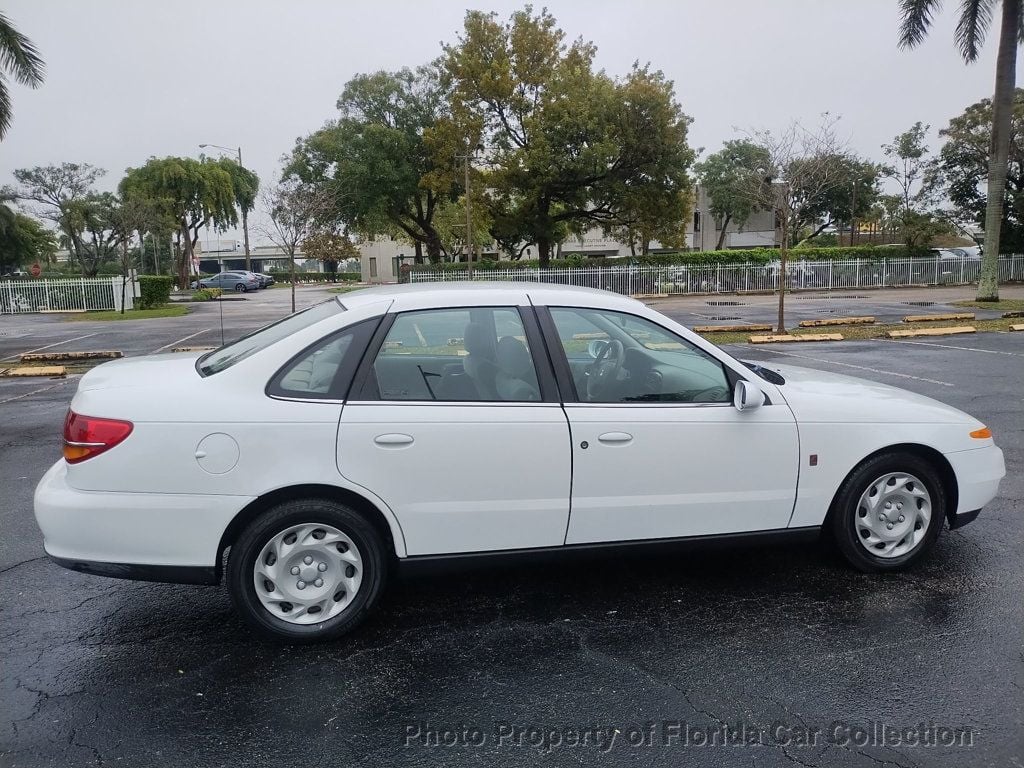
[[406, 245, 929, 272], [138, 275, 174, 308], [268, 271, 361, 283]]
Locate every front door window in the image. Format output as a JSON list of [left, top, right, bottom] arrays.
[[548, 307, 731, 403]]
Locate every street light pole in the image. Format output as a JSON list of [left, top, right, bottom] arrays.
[[456, 146, 474, 277], [199, 143, 252, 271]]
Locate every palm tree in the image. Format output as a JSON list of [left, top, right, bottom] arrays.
[[0, 12, 45, 140], [899, 0, 1021, 301]]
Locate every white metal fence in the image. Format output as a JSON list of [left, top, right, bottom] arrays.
[[0, 277, 137, 314], [408, 255, 1024, 296]]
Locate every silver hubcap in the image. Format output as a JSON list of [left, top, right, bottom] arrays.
[[855, 472, 932, 558], [253, 523, 363, 625]]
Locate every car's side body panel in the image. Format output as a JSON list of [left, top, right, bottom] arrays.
[[563, 402, 800, 543], [338, 403, 572, 555]]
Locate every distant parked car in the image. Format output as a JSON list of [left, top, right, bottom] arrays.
[[197, 272, 260, 292], [225, 270, 267, 288]]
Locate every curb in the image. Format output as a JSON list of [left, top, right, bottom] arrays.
[[1010, 324, 1024, 332], [902, 312, 975, 323], [0, 365, 67, 378], [749, 333, 844, 344], [19, 350, 122, 363], [694, 324, 772, 333], [887, 326, 976, 339], [798, 316, 874, 328]]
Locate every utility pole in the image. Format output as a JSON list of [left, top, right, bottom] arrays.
[[199, 143, 252, 271], [457, 146, 474, 277], [850, 179, 857, 246]]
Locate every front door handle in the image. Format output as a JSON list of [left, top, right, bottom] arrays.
[[374, 433, 414, 447], [598, 432, 633, 444]]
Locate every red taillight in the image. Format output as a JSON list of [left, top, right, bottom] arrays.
[[62, 410, 133, 464]]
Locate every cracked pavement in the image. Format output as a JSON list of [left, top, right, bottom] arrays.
[[1, 297, 1021, 767]]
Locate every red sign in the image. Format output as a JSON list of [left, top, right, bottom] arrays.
[[30, 263, 41, 277]]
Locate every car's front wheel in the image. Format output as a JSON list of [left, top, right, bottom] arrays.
[[227, 499, 388, 641], [831, 452, 946, 572]]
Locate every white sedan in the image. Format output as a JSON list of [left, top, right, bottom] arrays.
[[34, 283, 1005, 641]]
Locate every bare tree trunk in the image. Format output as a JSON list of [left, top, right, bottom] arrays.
[[978, 0, 1019, 301], [537, 238, 551, 268], [120, 241, 129, 315], [777, 207, 789, 334], [179, 220, 193, 291], [290, 248, 296, 313], [715, 214, 731, 250]]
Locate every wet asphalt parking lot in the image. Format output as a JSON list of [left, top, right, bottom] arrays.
[[1, 285, 1021, 767]]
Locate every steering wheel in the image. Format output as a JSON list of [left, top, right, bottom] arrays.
[[586, 339, 624, 400]]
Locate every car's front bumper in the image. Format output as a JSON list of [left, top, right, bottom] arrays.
[[945, 444, 1005, 529], [33, 460, 253, 584]]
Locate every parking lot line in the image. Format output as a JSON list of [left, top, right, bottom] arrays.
[[0, 379, 70, 405], [19, 332, 101, 356], [151, 329, 213, 353], [881, 338, 1023, 357], [737, 344, 955, 387]]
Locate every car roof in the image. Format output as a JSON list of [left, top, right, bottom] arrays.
[[338, 281, 643, 311]]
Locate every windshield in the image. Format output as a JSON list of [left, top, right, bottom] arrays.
[[197, 299, 345, 376]]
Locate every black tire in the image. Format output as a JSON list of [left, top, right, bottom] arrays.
[[228, 498, 388, 642], [234, 283, 247, 293], [830, 451, 946, 573]]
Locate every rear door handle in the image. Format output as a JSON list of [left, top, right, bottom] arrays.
[[374, 433, 414, 447], [598, 432, 633, 444]]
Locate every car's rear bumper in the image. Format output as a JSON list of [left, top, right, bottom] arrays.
[[33, 460, 252, 583], [945, 444, 1005, 528]]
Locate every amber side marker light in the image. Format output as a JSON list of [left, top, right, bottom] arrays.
[[63, 410, 134, 463], [970, 427, 993, 439]]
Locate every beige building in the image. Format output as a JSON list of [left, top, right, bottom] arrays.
[[358, 185, 777, 283]]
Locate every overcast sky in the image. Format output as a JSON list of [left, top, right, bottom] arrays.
[[2, 0, 1021, 244]]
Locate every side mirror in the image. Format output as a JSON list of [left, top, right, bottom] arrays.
[[587, 340, 609, 359], [733, 379, 765, 411]]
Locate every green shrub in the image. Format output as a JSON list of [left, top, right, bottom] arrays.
[[137, 275, 174, 308], [407, 244, 929, 272], [191, 287, 223, 301]]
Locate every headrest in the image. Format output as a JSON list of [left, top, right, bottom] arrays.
[[496, 336, 532, 377]]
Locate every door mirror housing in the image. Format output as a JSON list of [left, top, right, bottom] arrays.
[[734, 379, 765, 411], [587, 339, 610, 359]]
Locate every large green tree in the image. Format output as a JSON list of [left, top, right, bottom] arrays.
[[928, 89, 1024, 251], [120, 157, 238, 288], [696, 140, 772, 249], [443, 7, 694, 266], [0, 12, 45, 139], [4, 163, 107, 275], [0, 204, 56, 272], [209, 155, 259, 269], [62, 192, 124, 276], [899, 0, 1022, 299], [883, 122, 953, 247], [286, 65, 457, 263]]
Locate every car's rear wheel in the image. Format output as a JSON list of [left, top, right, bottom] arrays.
[[227, 499, 388, 641], [234, 283, 247, 293], [831, 452, 946, 572]]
